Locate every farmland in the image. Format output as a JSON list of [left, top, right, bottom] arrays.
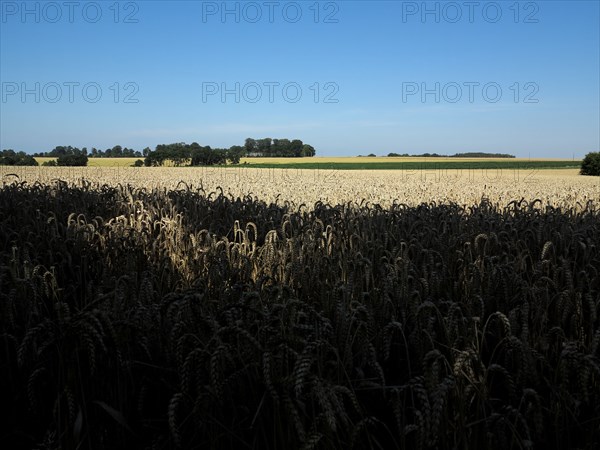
[[1, 166, 600, 449], [32, 156, 582, 171], [238, 157, 581, 171], [3, 166, 598, 208]]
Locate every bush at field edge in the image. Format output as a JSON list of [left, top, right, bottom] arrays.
[[580, 151, 600, 176]]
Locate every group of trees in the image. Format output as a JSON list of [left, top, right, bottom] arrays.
[[0, 149, 38, 166], [100, 138, 316, 167], [34, 146, 144, 159], [143, 143, 246, 167], [144, 138, 315, 167], [244, 138, 316, 157], [3, 138, 316, 168], [90, 146, 145, 158], [34, 146, 89, 166]]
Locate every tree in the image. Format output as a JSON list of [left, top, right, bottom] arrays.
[[228, 146, 245, 164], [301, 144, 315, 157], [190, 146, 211, 166], [57, 152, 88, 166], [244, 138, 257, 154], [272, 139, 292, 156], [48, 146, 69, 156], [290, 139, 303, 157], [580, 152, 600, 176], [211, 149, 228, 165], [52, 147, 88, 166], [257, 138, 272, 155], [166, 143, 189, 166]]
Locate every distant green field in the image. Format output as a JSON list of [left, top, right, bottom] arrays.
[[241, 160, 581, 170]]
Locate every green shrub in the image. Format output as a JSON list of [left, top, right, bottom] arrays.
[[580, 152, 600, 176]]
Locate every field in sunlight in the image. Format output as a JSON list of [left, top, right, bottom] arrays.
[[2, 166, 597, 208]]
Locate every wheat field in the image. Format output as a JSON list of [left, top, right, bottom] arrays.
[[3, 166, 599, 208], [1, 167, 599, 449]]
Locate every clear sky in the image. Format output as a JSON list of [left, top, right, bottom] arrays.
[[1, 0, 599, 157]]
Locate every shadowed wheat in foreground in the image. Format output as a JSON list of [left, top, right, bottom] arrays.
[[1, 179, 599, 449]]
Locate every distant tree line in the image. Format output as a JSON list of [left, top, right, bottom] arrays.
[[32, 146, 90, 166], [387, 152, 515, 158], [34, 145, 144, 159], [89, 146, 144, 158], [0, 149, 38, 166], [144, 142, 245, 167], [243, 138, 315, 157], [144, 138, 316, 167], [3, 138, 317, 167]]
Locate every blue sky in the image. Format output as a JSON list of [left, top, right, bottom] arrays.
[[1, 0, 599, 157]]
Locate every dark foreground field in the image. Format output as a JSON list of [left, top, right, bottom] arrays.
[[1, 181, 599, 449]]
